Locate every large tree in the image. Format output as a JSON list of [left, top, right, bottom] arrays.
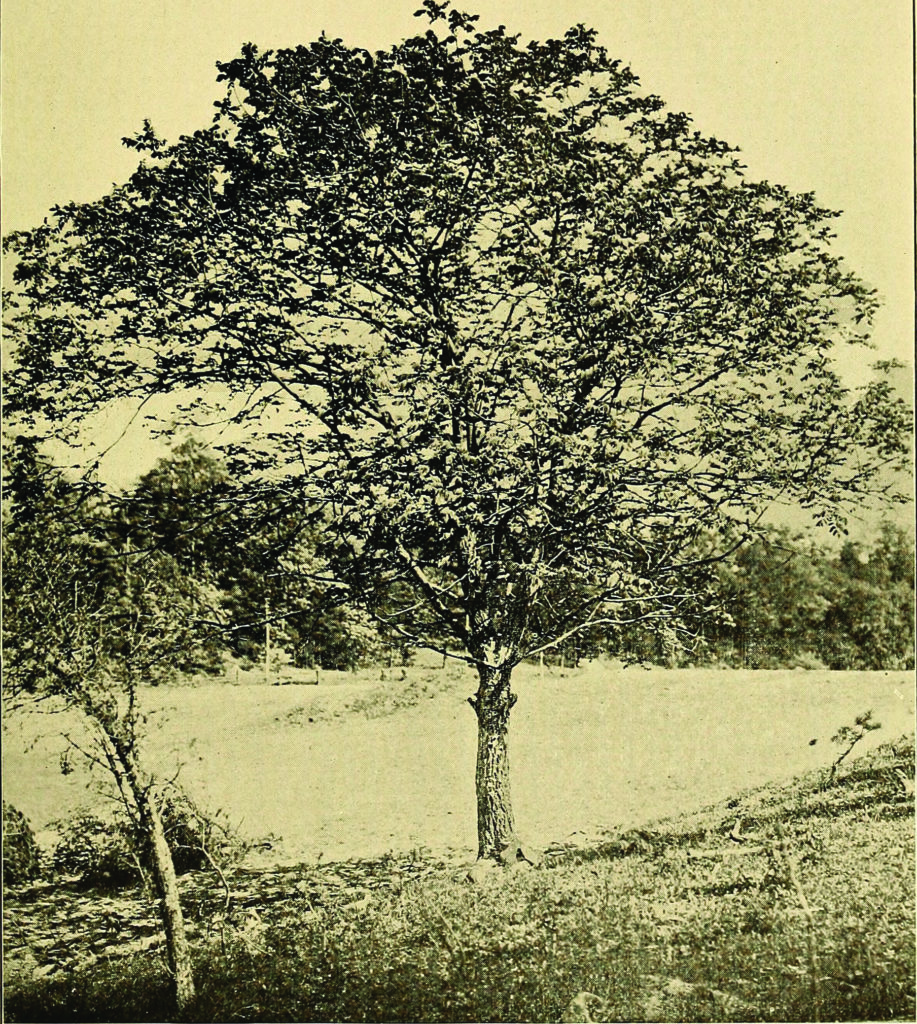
[[4, 2, 910, 859]]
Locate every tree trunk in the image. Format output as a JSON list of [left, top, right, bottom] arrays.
[[139, 788, 196, 1013], [111, 737, 196, 1013], [469, 662, 517, 860]]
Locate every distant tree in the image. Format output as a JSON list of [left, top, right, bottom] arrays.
[[283, 598, 383, 670], [717, 528, 831, 668], [821, 523, 915, 670], [115, 439, 383, 669], [112, 438, 272, 665], [686, 522, 914, 670], [3, 450, 203, 1011], [4, 2, 910, 859], [112, 438, 236, 569]]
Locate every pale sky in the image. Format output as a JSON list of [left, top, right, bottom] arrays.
[[1, 0, 914, 484]]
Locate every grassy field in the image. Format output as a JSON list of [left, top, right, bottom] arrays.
[[2, 665, 914, 866], [3, 731, 914, 1022]]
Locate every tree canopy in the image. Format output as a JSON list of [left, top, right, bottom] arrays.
[[4, 1, 911, 857]]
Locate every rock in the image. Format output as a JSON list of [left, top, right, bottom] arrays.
[[464, 859, 500, 884], [561, 990, 608, 1022]]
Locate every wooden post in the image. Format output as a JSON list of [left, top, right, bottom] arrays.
[[264, 594, 271, 685]]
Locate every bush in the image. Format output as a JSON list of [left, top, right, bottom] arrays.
[[3, 802, 42, 886], [51, 791, 247, 889], [52, 813, 140, 888], [158, 788, 247, 874], [348, 673, 452, 718]]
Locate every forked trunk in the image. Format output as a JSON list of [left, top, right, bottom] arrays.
[[469, 662, 517, 860]]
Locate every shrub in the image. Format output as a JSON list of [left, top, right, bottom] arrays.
[[52, 813, 140, 888], [158, 788, 247, 874], [51, 791, 246, 889], [2, 802, 42, 886], [348, 673, 450, 718]]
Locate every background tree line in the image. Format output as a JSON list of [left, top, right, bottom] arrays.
[[607, 522, 914, 671], [8, 436, 912, 678]]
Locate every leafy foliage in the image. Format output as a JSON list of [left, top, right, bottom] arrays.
[[4, 3, 910, 676], [3, 443, 219, 700], [50, 793, 246, 889], [157, 787, 248, 875], [2, 801, 43, 887], [537, 522, 914, 671], [822, 524, 916, 670], [695, 524, 915, 670], [52, 813, 140, 888]]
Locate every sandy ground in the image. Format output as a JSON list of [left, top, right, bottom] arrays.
[[3, 666, 913, 865]]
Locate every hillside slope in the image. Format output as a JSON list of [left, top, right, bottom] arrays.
[[3, 736, 913, 1022]]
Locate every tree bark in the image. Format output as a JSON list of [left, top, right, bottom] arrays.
[[110, 737, 196, 1013], [139, 788, 196, 1013], [469, 661, 517, 860]]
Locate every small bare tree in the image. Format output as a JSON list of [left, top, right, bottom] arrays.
[[3, 471, 210, 1013]]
